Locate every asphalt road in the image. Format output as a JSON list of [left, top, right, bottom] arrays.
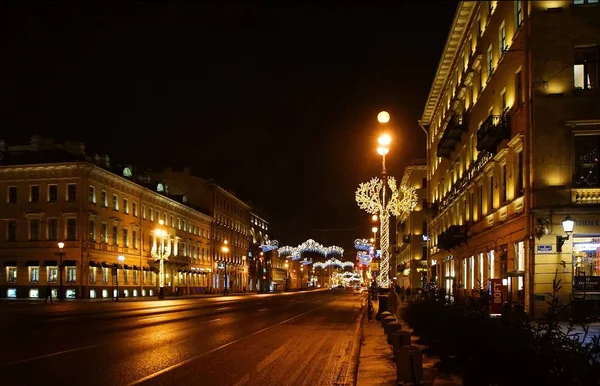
[[0, 290, 364, 386]]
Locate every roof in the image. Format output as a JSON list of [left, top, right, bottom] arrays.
[[421, 2, 476, 124]]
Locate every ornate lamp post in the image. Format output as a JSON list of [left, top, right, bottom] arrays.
[[56, 242, 65, 300], [355, 111, 418, 288], [221, 240, 230, 295], [151, 220, 171, 300]]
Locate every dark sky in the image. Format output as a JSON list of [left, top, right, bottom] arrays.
[[1, 1, 457, 252]]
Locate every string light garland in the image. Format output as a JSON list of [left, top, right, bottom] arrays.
[[313, 258, 354, 269], [278, 239, 345, 261], [259, 240, 279, 252], [354, 238, 373, 251]]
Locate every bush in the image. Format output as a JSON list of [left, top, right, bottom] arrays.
[[401, 272, 600, 385]]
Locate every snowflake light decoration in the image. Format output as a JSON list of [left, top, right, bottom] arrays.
[[260, 240, 279, 252], [354, 238, 372, 251]]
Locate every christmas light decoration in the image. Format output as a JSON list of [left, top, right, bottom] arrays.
[[313, 258, 354, 269], [260, 240, 279, 252], [354, 238, 372, 251], [278, 239, 344, 261], [325, 245, 344, 257], [356, 251, 371, 265], [355, 176, 417, 287]]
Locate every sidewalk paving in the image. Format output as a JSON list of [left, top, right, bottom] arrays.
[[357, 297, 463, 386]]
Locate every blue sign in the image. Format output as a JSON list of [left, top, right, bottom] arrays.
[[537, 245, 552, 253]]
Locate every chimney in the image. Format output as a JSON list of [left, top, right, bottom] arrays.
[[183, 167, 191, 175]]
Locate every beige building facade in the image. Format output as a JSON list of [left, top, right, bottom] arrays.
[[0, 137, 213, 299], [395, 162, 428, 290], [422, 1, 600, 317]]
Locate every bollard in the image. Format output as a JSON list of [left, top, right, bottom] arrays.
[[379, 311, 392, 326], [382, 315, 396, 330], [376, 294, 389, 320], [392, 330, 411, 359], [396, 345, 423, 385], [385, 321, 402, 345]]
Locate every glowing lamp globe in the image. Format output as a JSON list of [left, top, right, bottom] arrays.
[[377, 147, 389, 156], [377, 111, 390, 124], [378, 134, 391, 146]]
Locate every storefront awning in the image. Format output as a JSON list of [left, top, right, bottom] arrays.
[[89, 261, 101, 268], [3, 261, 17, 267], [149, 266, 159, 273], [44, 260, 58, 267], [133, 265, 139, 271], [61, 260, 77, 267], [26, 260, 40, 266]]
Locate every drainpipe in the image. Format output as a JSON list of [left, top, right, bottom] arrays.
[[523, 0, 535, 318], [418, 120, 430, 283]]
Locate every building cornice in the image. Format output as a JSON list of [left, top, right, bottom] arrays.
[[421, 1, 476, 125]]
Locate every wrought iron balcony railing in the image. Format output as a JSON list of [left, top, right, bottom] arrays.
[[437, 115, 468, 159], [476, 114, 510, 154]]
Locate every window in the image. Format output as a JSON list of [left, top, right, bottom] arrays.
[[123, 198, 129, 214], [499, 22, 506, 56], [133, 269, 138, 284], [479, 67, 483, 92], [142, 205, 146, 220], [515, 70, 523, 107], [150, 208, 154, 222], [29, 219, 41, 241], [48, 218, 58, 240], [487, 45, 494, 77], [574, 46, 599, 90], [7, 220, 17, 241], [66, 218, 77, 240], [88, 219, 96, 241], [30, 267, 39, 282], [515, 1, 523, 28], [89, 186, 96, 203], [124, 269, 129, 284], [122, 229, 129, 247], [48, 267, 58, 282], [67, 184, 77, 202], [502, 164, 507, 203], [573, 0, 599, 4], [177, 218, 181, 230], [133, 202, 138, 217], [7, 267, 17, 282], [501, 89, 507, 112], [90, 267, 96, 283], [101, 190, 108, 207], [490, 176, 494, 211], [7, 186, 17, 203], [30, 185, 40, 203], [112, 226, 118, 245], [102, 268, 108, 284], [67, 267, 76, 282], [517, 151, 524, 194], [113, 194, 119, 211], [101, 222, 108, 243], [132, 230, 138, 249], [574, 135, 600, 187], [48, 185, 58, 202]]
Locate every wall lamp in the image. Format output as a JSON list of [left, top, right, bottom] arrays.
[[556, 215, 574, 253]]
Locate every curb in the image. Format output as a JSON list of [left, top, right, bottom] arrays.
[[348, 295, 367, 386]]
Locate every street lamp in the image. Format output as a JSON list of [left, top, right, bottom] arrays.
[[56, 242, 65, 301], [557, 215, 575, 253], [151, 219, 171, 300], [355, 111, 418, 288], [221, 240, 229, 295], [284, 261, 289, 290], [115, 255, 125, 302], [300, 266, 304, 289]]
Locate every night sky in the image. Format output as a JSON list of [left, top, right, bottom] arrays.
[[1, 1, 457, 252]]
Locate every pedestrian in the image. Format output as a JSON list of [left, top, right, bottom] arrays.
[[399, 287, 405, 303], [45, 285, 53, 304], [388, 286, 398, 319], [406, 287, 412, 302]]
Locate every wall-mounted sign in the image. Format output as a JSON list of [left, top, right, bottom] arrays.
[[573, 276, 600, 292], [489, 278, 504, 314], [537, 245, 553, 253]]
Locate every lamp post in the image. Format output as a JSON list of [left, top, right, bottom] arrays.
[[222, 240, 229, 295], [355, 112, 418, 288], [300, 266, 304, 289], [284, 261, 289, 291], [556, 215, 575, 253], [56, 242, 65, 301], [115, 255, 125, 302], [151, 220, 171, 300]]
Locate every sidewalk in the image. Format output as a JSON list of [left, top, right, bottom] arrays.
[[357, 298, 463, 386]]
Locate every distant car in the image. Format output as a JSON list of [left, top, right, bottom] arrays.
[[353, 287, 367, 296]]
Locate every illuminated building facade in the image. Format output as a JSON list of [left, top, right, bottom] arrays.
[[395, 161, 428, 290], [151, 168, 251, 293], [422, 1, 600, 317], [0, 136, 213, 299]]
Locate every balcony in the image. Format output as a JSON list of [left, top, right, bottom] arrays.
[[437, 225, 468, 251], [437, 115, 467, 159], [477, 114, 510, 154], [402, 234, 411, 244]]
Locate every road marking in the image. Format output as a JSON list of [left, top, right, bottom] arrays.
[[3, 343, 104, 366], [128, 306, 324, 385], [215, 307, 231, 311], [258, 308, 268, 312], [2, 318, 222, 367]]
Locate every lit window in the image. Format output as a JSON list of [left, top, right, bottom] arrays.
[[498, 22, 506, 56], [89, 186, 96, 204], [7, 267, 17, 283], [574, 46, 598, 90], [30, 267, 40, 282], [67, 267, 76, 282], [30, 185, 40, 203], [113, 194, 119, 211], [48, 267, 58, 282]]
